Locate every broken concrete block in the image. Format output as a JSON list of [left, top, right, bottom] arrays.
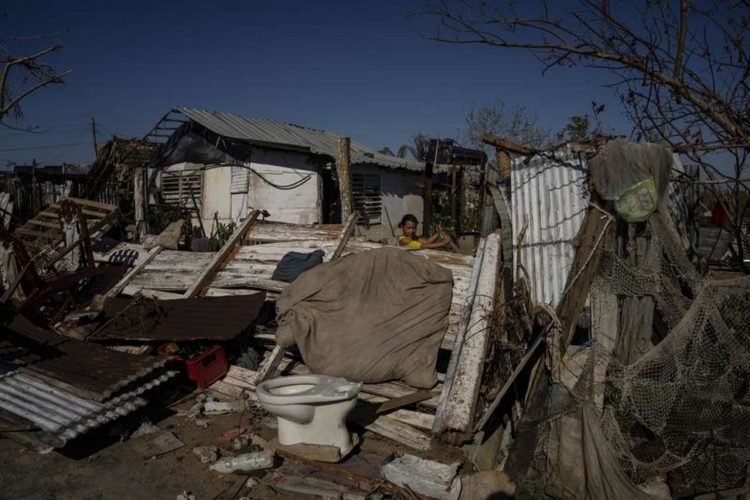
[[381, 453, 461, 500]]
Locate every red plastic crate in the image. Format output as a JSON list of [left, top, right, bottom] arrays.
[[185, 344, 229, 389], [159, 344, 229, 389]]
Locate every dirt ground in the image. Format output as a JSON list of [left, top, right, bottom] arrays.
[[0, 384, 453, 500]]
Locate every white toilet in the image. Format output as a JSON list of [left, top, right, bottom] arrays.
[[256, 374, 361, 457]]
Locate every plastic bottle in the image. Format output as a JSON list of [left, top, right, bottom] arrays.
[[209, 451, 274, 473]]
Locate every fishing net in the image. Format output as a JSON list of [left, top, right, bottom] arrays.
[[517, 212, 750, 497]]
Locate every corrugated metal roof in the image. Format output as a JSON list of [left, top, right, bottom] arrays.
[[0, 369, 177, 447], [174, 107, 426, 172], [511, 146, 590, 307]]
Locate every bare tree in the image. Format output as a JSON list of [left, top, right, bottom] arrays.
[[419, 0, 750, 268], [0, 29, 70, 125], [381, 132, 431, 160], [464, 99, 550, 150]]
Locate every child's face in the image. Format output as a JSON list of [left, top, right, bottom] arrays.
[[403, 220, 418, 238]]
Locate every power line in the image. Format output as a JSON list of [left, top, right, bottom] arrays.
[[0, 142, 88, 152]]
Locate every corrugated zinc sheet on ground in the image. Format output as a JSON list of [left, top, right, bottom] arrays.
[[4, 316, 170, 401], [0, 369, 177, 447], [511, 146, 590, 307]]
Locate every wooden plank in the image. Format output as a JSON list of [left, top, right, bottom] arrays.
[[330, 211, 358, 262], [255, 345, 287, 384], [438, 233, 501, 437], [352, 413, 432, 451], [183, 209, 260, 298], [208, 380, 246, 399], [376, 391, 433, 414], [210, 275, 289, 292], [60, 197, 115, 211], [432, 237, 487, 434], [481, 132, 538, 155], [556, 207, 614, 348], [27, 219, 58, 229], [359, 394, 434, 431], [15, 227, 48, 238]]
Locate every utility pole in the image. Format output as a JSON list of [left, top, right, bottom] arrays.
[[91, 118, 98, 157]]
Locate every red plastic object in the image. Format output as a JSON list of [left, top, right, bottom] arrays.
[[185, 344, 229, 389]]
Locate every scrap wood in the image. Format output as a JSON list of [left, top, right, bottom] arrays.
[[556, 205, 615, 349], [434, 232, 501, 439], [432, 237, 487, 433], [183, 209, 260, 298], [376, 391, 432, 414]]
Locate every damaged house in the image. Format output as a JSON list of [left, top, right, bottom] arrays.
[[143, 108, 429, 241]]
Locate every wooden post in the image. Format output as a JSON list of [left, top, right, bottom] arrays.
[[337, 137, 353, 222], [480, 161, 500, 237], [423, 162, 434, 235], [450, 165, 458, 234], [134, 167, 146, 242]]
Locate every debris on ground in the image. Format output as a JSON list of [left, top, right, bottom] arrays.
[[1, 133, 748, 499], [209, 451, 274, 473]]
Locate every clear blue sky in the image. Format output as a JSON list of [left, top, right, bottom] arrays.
[[1, 0, 629, 166]]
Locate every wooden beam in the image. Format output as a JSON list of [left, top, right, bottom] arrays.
[[481, 133, 538, 155], [210, 275, 288, 293], [432, 237, 487, 434], [376, 391, 433, 414], [183, 209, 260, 298], [556, 207, 614, 348], [423, 161, 434, 234], [337, 137, 353, 221], [330, 211, 357, 262], [134, 167, 146, 242], [437, 232, 501, 438]]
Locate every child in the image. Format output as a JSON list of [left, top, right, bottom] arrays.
[[398, 213, 452, 250]]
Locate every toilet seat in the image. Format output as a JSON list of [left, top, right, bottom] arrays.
[[256, 375, 360, 406]]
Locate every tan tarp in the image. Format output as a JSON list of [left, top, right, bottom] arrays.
[[276, 247, 453, 388]]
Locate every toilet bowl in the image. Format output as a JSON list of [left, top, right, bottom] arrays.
[[256, 374, 361, 456]]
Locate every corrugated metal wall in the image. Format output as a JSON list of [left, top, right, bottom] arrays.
[[511, 147, 590, 307]]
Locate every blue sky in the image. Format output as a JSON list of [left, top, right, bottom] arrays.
[[1, 0, 629, 166]]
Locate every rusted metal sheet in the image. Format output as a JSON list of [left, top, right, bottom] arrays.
[[3, 316, 170, 401], [0, 368, 176, 448], [92, 292, 267, 342], [510, 146, 590, 307]]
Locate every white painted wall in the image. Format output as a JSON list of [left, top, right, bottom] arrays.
[[353, 164, 423, 241], [247, 149, 320, 224], [158, 155, 423, 239]]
